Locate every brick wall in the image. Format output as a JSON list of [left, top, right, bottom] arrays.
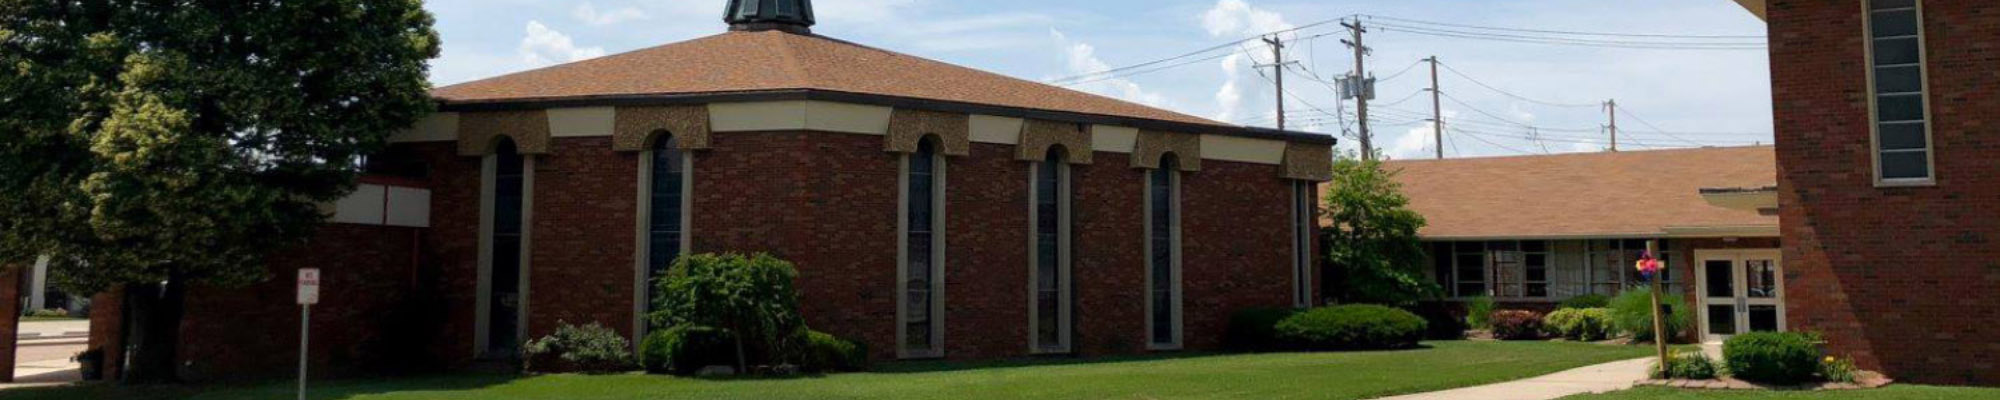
[[0, 266, 20, 382], [94, 129, 1310, 377], [86, 288, 124, 380], [1770, 0, 2000, 385]]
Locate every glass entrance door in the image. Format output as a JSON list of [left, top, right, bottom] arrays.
[[1695, 249, 1784, 342]]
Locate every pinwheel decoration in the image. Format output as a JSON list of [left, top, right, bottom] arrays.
[[1633, 251, 1664, 280]]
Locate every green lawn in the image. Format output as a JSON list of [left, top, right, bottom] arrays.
[[8, 341, 1650, 400], [1560, 385, 2000, 400]]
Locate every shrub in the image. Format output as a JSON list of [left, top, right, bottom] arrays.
[[1544, 308, 1615, 341], [1724, 332, 1821, 384], [1821, 355, 1858, 383], [1652, 351, 1719, 380], [1465, 296, 1496, 329], [26, 308, 67, 318], [798, 330, 868, 372], [1609, 287, 1693, 342], [650, 253, 808, 369], [1273, 304, 1427, 350], [1407, 302, 1468, 340], [1557, 294, 1611, 310], [640, 324, 737, 375], [523, 321, 634, 373], [1226, 307, 1300, 351], [1488, 310, 1544, 340]]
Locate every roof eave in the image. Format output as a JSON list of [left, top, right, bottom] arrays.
[[432, 89, 1340, 145], [1732, 0, 1767, 21]]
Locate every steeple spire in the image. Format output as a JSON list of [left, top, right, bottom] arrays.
[[725, 0, 815, 34]]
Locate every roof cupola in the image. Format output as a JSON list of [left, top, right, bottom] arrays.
[[725, 0, 815, 34]]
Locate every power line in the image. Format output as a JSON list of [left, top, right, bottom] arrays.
[[1371, 23, 1766, 51], [1435, 61, 1600, 108], [1359, 14, 1766, 40], [1046, 16, 1351, 85]]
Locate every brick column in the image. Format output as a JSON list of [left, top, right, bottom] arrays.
[[0, 265, 23, 382]]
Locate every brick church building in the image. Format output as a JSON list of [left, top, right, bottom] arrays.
[[85, 0, 1335, 380], [1733, 0, 2000, 385]]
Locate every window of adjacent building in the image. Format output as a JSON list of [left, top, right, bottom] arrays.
[[485, 138, 526, 356], [1435, 239, 1675, 300], [1451, 242, 1488, 297], [1030, 146, 1072, 353], [644, 135, 686, 315], [899, 138, 946, 358], [1146, 154, 1183, 349], [1867, 0, 1933, 183], [1292, 181, 1316, 308]]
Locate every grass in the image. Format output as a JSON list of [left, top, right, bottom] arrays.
[[1559, 385, 2000, 399], [18, 316, 84, 322], [4, 341, 1651, 400]]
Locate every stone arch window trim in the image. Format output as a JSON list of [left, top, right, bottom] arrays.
[[614, 105, 712, 151], [1016, 119, 1093, 164], [458, 110, 553, 156], [1131, 130, 1202, 171], [1281, 142, 1335, 182], [1027, 145, 1074, 354], [631, 133, 695, 345], [886, 108, 970, 156], [897, 135, 948, 359]]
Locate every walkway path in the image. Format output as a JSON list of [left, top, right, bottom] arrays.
[[1371, 356, 1653, 400]]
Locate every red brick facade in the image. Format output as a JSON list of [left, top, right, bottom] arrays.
[[1769, 0, 2000, 385], [88, 129, 1315, 379]]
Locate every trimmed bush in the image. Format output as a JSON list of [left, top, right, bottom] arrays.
[[1652, 351, 1720, 380], [650, 253, 807, 369], [640, 324, 737, 375], [1488, 310, 1544, 340], [1557, 294, 1611, 310], [1273, 304, 1427, 350], [1543, 308, 1615, 341], [799, 330, 868, 372], [523, 321, 635, 373], [1724, 332, 1821, 384], [1609, 287, 1693, 342], [1226, 307, 1300, 351], [1465, 296, 1496, 329]]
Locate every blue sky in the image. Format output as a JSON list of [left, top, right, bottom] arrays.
[[424, 0, 1771, 159]]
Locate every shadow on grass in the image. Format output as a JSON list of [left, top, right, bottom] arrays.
[[866, 344, 1437, 375], [0, 373, 522, 400]]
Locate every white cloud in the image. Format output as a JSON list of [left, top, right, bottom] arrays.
[[1389, 110, 1455, 160], [573, 3, 648, 26], [1200, 0, 1297, 126], [1050, 29, 1170, 108], [519, 21, 606, 67]]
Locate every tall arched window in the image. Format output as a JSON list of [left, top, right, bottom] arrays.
[[484, 137, 526, 356], [1030, 146, 1072, 353], [1147, 154, 1182, 349], [1293, 181, 1316, 307], [899, 137, 946, 358], [645, 135, 686, 314]]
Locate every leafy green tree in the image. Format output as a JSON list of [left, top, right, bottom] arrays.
[[0, 1, 437, 382], [1320, 157, 1440, 306], [650, 253, 807, 372]]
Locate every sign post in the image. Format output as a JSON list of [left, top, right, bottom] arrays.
[[297, 269, 320, 400], [1640, 241, 1669, 373]]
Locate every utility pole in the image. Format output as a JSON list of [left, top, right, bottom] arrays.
[[1261, 36, 1289, 131], [1427, 56, 1443, 160], [1342, 18, 1373, 160], [1606, 99, 1619, 152]]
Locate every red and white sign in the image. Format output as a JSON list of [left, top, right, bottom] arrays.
[[297, 269, 321, 305]]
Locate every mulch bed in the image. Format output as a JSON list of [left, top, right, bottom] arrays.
[[1636, 371, 1894, 391]]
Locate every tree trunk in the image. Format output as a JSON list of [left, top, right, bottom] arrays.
[[732, 335, 747, 374], [121, 271, 187, 384]]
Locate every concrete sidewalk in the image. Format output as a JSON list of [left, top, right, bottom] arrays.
[[16, 320, 88, 340], [1371, 357, 1654, 400]]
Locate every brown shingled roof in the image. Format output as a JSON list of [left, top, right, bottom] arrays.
[[432, 30, 1219, 127], [1381, 146, 1776, 239]]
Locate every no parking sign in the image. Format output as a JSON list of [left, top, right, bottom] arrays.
[[297, 268, 320, 305]]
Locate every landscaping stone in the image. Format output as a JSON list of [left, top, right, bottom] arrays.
[[1630, 369, 1894, 392]]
